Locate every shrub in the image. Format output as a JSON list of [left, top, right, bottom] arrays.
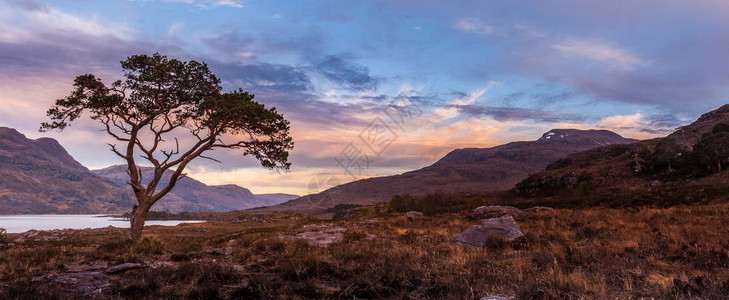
[[576, 181, 590, 199], [325, 204, 362, 213]]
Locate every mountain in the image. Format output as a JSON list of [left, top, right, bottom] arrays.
[[0, 127, 129, 214], [253, 193, 300, 205], [514, 104, 729, 199], [276, 129, 637, 210], [667, 104, 729, 149], [0, 125, 290, 214], [93, 165, 290, 212]]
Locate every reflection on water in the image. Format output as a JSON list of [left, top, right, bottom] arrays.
[[0, 214, 205, 233]]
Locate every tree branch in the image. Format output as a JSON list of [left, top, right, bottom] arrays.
[[199, 154, 221, 163]]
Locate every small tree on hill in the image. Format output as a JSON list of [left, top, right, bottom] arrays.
[[651, 139, 682, 173], [41, 54, 293, 241], [694, 128, 729, 173]]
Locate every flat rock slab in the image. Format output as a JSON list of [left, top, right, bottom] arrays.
[[65, 263, 109, 273], [452, 215, 524, 247], [280, 225, 347, 246], [299, 232, 343, 246], [465, 206, 523, 221], [360, 219, 380, 225], [32, 271, 113, 296], [105, 263, 143, 274], [149, 261, 178, 269]]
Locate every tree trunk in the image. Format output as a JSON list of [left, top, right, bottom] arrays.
[[130, 204, 150, 241]]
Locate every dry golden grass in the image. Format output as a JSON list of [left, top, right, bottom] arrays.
[[1, 204, 729, 299]]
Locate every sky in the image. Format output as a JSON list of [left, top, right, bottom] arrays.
[[1, 0, 728, 195]]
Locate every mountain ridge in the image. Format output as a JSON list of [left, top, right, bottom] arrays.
[[93, 165, 292, 212], [274, 128, 638, 211], [0, 126, 290, 213], [0, 126, 129, 214], [0, 127, 87, 171], [514, 104, 729, 199]]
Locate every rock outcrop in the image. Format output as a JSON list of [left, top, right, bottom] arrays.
[[280, 224, 347, 246], [32, 272, 113, 296], [405, 211, 425, 220], [452, 215, 524, 247], [464, 206, 523, 221], [30, 262, 146, 296]]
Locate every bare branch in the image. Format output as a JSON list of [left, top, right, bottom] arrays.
[[199, 154, 221, 163], [107, 143, 128, 159], [101, 117, 130, 142], [151, 137, 216, 203], [160, 138, 180, 166], [161, 134, 215, 170]]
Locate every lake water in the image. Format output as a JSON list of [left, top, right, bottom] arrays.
[[0, 215, 205, 233]]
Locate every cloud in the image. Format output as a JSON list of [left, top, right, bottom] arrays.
[[551, 39, 649, 71], [200, 31, 258, 63], [497, 90, 575, 108], [453, 105, 586, 123], [435, 81, 501, 120], [0, 3, 158, 79], [594, 112, 679, 138], [313, 55, 379, 91], [451, 87, 487, 106], [136, 0, 244, 9], [212, 62, 312, 93], [4, 0, 47, 12], [214, 0, 243, 8], [455, 19, 496, 35]]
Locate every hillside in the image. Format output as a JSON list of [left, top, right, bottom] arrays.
[[253, 193, 299, 205], [276, 129, 637, 210], [94, 166, 290, 212], [515, 104, 729, 201], [0, 127, 129, 214], [0, 126, 291, 214]]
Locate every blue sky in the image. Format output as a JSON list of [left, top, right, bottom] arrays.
[[1, 0, 728, 194]]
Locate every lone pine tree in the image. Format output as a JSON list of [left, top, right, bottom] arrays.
[[41, 53, 293, 241]]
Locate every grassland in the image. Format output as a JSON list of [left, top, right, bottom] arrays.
[[1, 200, 729, 299]]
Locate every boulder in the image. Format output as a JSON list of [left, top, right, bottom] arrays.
[[452, 215, 524, 247], [464, 206, 523, 221], [405, 211, 425, 220]]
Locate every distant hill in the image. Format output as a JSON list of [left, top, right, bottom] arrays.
[[514, 104, 729, 201], [94, 165, 290, 212], [253, 193, 299, 205], [0, 125, 292, 214], [275, 129, 637, 210], [0, 127, 129, 214]]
